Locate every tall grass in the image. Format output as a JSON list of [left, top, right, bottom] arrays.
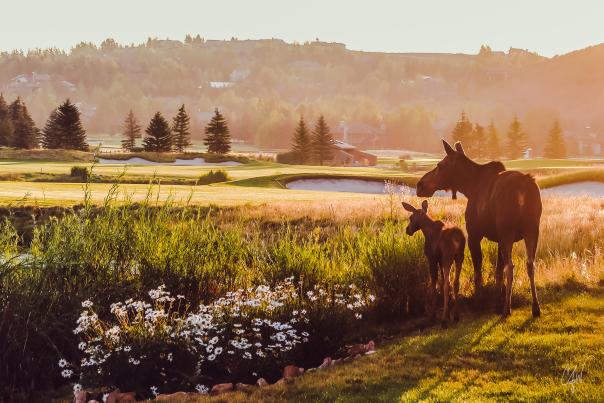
[[0, 186, 603, 399]]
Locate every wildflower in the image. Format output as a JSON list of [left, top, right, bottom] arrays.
[[58, 358, 68, 368], [208, 354, 216, 361], [81, 300, 93, 308], [355, 313, 363, 319], [124, 346, 131, 352], [61, 369, 73, 378], [214, 347, 223, 355], [195, 384, 209, 394], [150, 386, 159, 397], [73, 384, 82, 392], [167, 352, 173, 362]]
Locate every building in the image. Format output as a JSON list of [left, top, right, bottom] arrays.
[[331, 140, 377, 166]]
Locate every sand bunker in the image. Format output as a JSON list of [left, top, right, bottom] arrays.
[[97, 157, 242, 166]]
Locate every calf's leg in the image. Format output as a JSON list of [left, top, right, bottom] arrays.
[[495, 242, 506, 313], [441, 259, 453, 328], [500, 240, 514, 318], [453, 252, 463, 322]]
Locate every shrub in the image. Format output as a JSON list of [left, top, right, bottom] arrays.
[[59, 280, 370, 398], [70, 166, 90, 182], [198, 170, 230, 185], [276, 151, 300, 164]]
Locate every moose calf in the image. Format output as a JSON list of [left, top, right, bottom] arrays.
[[402, 200, 466, 327]]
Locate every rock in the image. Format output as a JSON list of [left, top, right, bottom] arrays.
[[74, 390, 87, 403], [210, 383, 233, 395], [235, 383, 255, 392], [105, 390, 136, 403], [256, 378, 269, 388], [365, 350, 377, 355], [318, 357, 333, 369], [283, 365, 304, 379], [87, 401, 100, 403], [155, 392, 195, 401], [306, 367, 317, 373], [347, 340, 376, 357]]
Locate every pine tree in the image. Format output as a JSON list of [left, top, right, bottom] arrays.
[[312, 115, 335, 166], [291, 116, 312, 164], [0, 94, 14, 147], [507, 116, 528, 159], [451, 111, 473, 150], [9, 98, 39, 149], [41, 109, 62, 149], [544, 120, 567, 159], [204, 108, 231, 154], [143, 112, 173, 152], [121, 110, 142, 151], [486, 120, 500, 160], [472, 124, 486, 159], [172, 104, 192, 152]]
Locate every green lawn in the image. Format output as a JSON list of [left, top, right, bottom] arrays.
[[207, 285, 604, 402]]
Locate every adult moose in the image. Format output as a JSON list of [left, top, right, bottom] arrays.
[[416, 140, 542, 318]]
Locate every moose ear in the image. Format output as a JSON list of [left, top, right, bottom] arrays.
[[401, 202, 416, 213], [454, 142, 465, 155], [443, 139, 455, 156], [421, 200, 428, 212]]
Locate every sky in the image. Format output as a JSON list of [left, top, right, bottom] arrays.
[[1, 0, 603, 56]]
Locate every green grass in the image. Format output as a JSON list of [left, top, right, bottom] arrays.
[[537, 169, 604, 189], [202, 285, 604, 402]]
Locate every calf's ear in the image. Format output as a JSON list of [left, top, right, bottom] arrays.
[[421, 200, 429, 212], [443, 139, 455, 156], [454, 142, 465, 155], [401, 202, 416, 213]]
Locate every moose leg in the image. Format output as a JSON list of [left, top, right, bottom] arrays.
[[441, 260, 452, 328], [453, 252, 463, 322], [468, 235, 483, 302], [525, 232, 541, 317], [495, 242, 506, 313]]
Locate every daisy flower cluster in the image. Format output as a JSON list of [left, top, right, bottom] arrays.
[[60, 279, 373, 397]]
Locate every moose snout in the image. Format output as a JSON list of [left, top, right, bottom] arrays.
[[406, 226, 413, 235]]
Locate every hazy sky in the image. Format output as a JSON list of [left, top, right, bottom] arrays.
[[1, 0, 603, 56]]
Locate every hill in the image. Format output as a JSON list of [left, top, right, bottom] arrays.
[[1, 38, 603, 152]]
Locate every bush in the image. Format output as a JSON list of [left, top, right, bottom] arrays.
[[198, 170, 230, 185], [59, 280, 369, 398], [70, 166, 90, 181], [276, 151, 300, 164]]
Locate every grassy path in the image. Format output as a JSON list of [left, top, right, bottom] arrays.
[[209, 286, 604, 402]]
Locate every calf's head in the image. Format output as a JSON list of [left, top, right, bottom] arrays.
[[402, 200, 429, 235], [416, 140, 466, 198]]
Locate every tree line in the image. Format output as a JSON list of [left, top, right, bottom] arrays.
[[280, 115, 336, 165], [122, 107, 231, 154], [451, 111, 566, 159]]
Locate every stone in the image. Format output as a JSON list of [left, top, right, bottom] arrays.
[[347, 340, 376, 357], [210, 383, 233, 395], [235, 383, 255, 392], [365, 350, 377, 355], [105, 390, 136, 403], [155, 391, 195, 401], [306, 367, 317, 373], [87, 401, 101, 403], [256, 378, 269, 388], [283, 365, 304, 379], [73, 390, 87, 403], [318, 357, 333, 369]]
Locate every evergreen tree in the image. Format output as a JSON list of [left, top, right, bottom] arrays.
[[0, 94, 14, 147], [143, 112, 173, 152], [486, 120, 500, 160], [204, 108, 231, 154], [9, 98, 39, 149], [54, 100, 88, 150], [472, 124, 486, 159], [172, 104, 192, 152], [507, 116, 528, 159], [121, 110, 142, 151], [312, 114, 335, 165], [41, 109, 62, 149], [291, 116, 312, 164], [451, 111, 473, 149], [544, 120, 567, 159]]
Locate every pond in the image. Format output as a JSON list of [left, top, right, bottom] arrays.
[[97, 157, 242, 166], [541, 181, 604, 198], [285, 178, 452, 197], [287, 178, 604, 198]]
